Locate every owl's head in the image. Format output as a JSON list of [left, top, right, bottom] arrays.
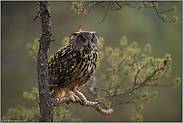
[[70, 31, 98, 51]]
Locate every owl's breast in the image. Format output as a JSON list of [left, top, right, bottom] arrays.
[[82, 49, 98, 68], [48, 46, 98, 89], [72, 48, 98, 89]]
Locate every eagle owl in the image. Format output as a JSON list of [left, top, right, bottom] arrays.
[[48, 29, 98, 104]]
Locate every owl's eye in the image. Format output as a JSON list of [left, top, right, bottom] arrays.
[[80, 38, 86, 43], [91, 39, 94, 42]]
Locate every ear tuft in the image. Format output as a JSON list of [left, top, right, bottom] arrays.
[[79, 25, 82, 32], [71, 32, 79, 36], [92, 32, 97, 35]]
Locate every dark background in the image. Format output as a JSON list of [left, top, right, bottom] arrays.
[[1, 1, 182, 121]]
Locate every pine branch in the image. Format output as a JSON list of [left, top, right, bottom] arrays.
[[104, 63, 168, 99]]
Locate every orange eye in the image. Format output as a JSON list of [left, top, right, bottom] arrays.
[[91, 39, 94, 42], [80, 38, 86, 43]]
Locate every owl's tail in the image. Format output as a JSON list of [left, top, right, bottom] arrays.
[[51, 86, 65, 98]]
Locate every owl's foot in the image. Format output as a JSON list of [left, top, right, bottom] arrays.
[[64, 88, 80, 103], [73, 89, 87, 105]]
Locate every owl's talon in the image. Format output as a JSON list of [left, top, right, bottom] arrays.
[[64, 88, 80, 103], [69, 94, 75, 103], [73, 89, 87, 105]]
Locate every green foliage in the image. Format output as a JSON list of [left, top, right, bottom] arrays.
[[152, 2, 158, 10], [71, 1, 86, 15], [23, 87, 39, 102], [144, 44, 152, 55], [96, 37, 105, 69], [97, 36, 178, 91], [140, 91, 158, 102], [120, 36, 128, 46], [1, 105, 40, 122], [171, 16, 178, 24], [27, 37, 71, 62], [138, 4, 144, 12], [53, 103, 82, 122], [98, 37, 105, 50], [62, 36, 69, 46], [2, 87, 81, 122], [92, 36, 180, 121], [27, 38, 39, 61], [132, 113, 143, 122], [172, 77, 181, 87], [169, 6, 177, 12], [162, 15, 166, 18]]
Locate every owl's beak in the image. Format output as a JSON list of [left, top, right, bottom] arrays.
[[88, 42, 91, 48]]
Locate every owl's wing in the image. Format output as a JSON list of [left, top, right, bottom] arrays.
[[48, 46, 85, 88]]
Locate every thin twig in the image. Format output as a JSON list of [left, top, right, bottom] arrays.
[[84, 1, 103, 18], [99, 2, 110, 24], [125, 1, 137, 9], [133, 64, 147, 87], [96, 72, 111, 84], [109, 75, 127, 101], [151, 2, 171, 23], [143, 1, 153, 8], [104, 63, 167, 99], [111, 99, 136, 107], [33, 11, 40, 22], [158, 10, 172, 14], [88, 82, 110, 109]]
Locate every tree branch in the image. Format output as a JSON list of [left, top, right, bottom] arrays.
[[104, 63, 168, 99], [52, 97, 114, 115], [81, 1, 177, 24], [37, 1, 53, 122], [85, 79, 111, 109]]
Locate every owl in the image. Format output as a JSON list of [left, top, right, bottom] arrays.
[[48, 29, 98, 104]]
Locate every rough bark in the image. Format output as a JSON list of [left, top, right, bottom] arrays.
[[37, 1, 53, 122], [52, 97, 114, 115]]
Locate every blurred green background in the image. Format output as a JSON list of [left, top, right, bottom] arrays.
[[1, 1, 182, 121]]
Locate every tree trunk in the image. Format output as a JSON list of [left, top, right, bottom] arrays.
[[37, 1, 53, 122]]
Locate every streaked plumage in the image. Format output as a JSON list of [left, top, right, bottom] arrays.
[[48, 30, 98, 104]]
